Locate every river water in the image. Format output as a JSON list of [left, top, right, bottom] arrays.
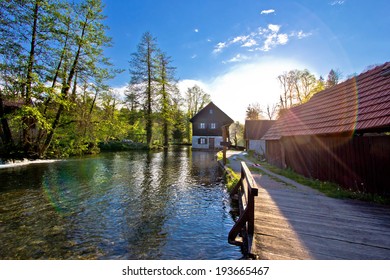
[[0, 147, 242, 259]]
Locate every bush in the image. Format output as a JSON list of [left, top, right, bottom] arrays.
[[98, 140, 148, 151]]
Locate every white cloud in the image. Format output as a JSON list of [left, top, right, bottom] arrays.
[[268, 24, 280, 33], [194, 28, 199, 33], [277, 34, 289, 45], [330, 1, 345, 5], [232, 35, 249, 43], [260, 36, 273, 52], [292, 30, 312, 39], [111, 85, 128, 100], [242, 38, 257, 48], [213, 42, 227, 53], [213, 23, 311, 56], [258, 25, 288, 51], [260, 9, 275, 15], [223, 54, 250, 64]]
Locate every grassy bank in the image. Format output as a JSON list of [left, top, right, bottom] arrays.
[[217, 151, 240, 192]]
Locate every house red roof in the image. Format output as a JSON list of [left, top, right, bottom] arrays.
[[244, 120, 275, 140], [263, 62, 390, 140]]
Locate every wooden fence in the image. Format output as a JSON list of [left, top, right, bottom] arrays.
[[266, 135, 390, 196], [228, 161, 258, 257]]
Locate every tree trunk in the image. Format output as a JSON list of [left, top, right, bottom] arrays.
[[162, 83, 169, 147], [22, 1, 39, 154], [146, 43, 153, 147]]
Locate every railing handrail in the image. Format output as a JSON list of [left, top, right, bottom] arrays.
[[228, 161, 259, 257]]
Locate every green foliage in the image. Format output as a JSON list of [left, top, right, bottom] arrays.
[[0, 0, 122, 159], [98, 140, 148, 151], [15, 105, 52, 131], [224, 167, 240, 192]]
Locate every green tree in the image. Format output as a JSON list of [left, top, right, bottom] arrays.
[[156, 52, 177, 146], [129, 32, 159, 147], [171, 88, 186, 143], [184, 85, 211, 141], [185, 85, 211, 118], [0, 0, 60, 156], [230, 121, 244, 147], [42, 0, 114, 156], [0, 0, 116, 158]]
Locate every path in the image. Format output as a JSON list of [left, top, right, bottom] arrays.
[[225, 151, 390, 260]]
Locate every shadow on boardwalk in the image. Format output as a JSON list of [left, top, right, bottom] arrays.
[[225, 151, 390, 260]]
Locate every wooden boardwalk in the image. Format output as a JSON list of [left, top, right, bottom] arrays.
[[226, 152, 390, 260]]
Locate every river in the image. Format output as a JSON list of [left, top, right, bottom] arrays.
[[0, 147, 242, 259]]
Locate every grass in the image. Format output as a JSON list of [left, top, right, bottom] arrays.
[[217, 151, 238, 192], [224, 166, 240, 192], [247, 153, 390, 205]]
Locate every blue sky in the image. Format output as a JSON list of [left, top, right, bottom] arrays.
[[103, 0, 390, 122]]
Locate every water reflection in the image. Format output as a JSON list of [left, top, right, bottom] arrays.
[[0, 147, 241, 259]]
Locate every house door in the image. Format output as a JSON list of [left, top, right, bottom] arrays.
[[209, 138, 215, 149]]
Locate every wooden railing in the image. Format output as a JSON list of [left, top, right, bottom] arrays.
[[228, 161, 258, 257]]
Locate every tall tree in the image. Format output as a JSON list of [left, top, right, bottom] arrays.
[[0, 0, 58, 155], [156, 52, 177, 147], [325, 69, 342, 89], [265, 103, 278, 120], [129, 32, 159, 147], [42, 0, 113, 156], [277, 69, 324, 111], [184, 85, 211, 141], [185, 85, 211, 118], [277, 71, 294, 109], [170, 87, 186, 144]]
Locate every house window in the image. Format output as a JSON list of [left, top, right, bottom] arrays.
[[198, 138, 207, 144], [199, 122, 206, 129], [210, 123, 216, 129], [209, 109, 213, 114]]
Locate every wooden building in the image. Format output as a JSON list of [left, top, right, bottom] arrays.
[[244, 120, 275, 156], [190, 102, 234, 150], [262, 62, 390, 196]]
